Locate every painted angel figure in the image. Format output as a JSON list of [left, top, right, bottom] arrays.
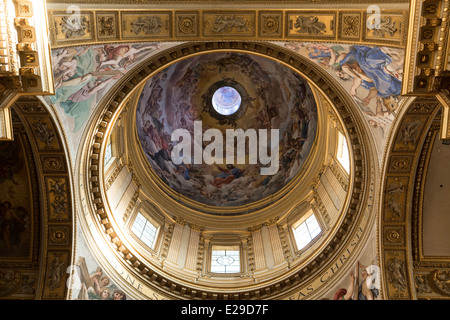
[[96, 44, 162, 70]]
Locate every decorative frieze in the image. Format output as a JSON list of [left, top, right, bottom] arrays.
[[47, 8, 408, 48]]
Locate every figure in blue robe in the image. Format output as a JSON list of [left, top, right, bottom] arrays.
[[338, 45, 402, 99]]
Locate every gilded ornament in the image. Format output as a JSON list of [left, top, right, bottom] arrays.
[[0, 271, 21, 297], [386, 229, 401, 242], [262, 15, 279, 34], [342, 15, 360, 37], [47, 178, 68, 220], [422, 29, 433, 39], [211, 15, 249, 33], [19, 4, 30, 14], [44, 157, 63, 170], [50, 230, 66, 243], [369, 17, 399, 38], [387, 257, 407, 292], [392, 159, 408, 170], [415, 274, 432, 293], [293, 16, 327, 35], [178, 16, 195, 34], [399, 120, 422, 146], [97, 15, 116, 37], [432, 270, 450, 296], [131, 16, 163, 35], [33, 119, 55, 147], [60, 16, 89, 39]]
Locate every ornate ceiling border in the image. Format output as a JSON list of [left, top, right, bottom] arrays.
[[402, 0, 450, 96], [76, 41, 378, 300], [47, 8, 408, 48], [1, 96, 74, 300], [379, 96, 440, 299], [47, 0, 410, 3]]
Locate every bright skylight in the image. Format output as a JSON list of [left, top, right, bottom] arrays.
[[293, 213, 321, 250], [211, 86, 242, 115], [131, 212, 158, 249], [337, 131, 350, 173], [104, 138, 112, 166], [211, 247, 240, 273]]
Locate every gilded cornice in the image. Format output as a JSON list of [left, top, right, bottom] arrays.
[[402, 0, 450, 96], [7, 97, 74, 300], [47, 7, 408, 48]]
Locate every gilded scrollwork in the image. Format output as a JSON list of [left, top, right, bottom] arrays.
[[431, 270, 450, 296], [260, 14, 281, 36], [414, 274, 432, 293], [47, 177, 69, 221], [96, 12, 118, 39], [60, 16, 89, 39], [131, 16, 163, 35], [160, 223, 174, 261], [341, 13, 361, 39]]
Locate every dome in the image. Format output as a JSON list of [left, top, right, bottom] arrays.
[[82, 41, 367, 300], [135, 52, 318, 208]]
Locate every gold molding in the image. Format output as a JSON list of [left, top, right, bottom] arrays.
[[3, 96, 74, 300], [47, 8, 409, 48], [402, 0, 450, 96], [379, 96, 440, 300]]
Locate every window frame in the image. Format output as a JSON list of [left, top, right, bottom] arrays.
[[289, 209, 324, 254], [128, 210, 162, 253], [206, 243, 245, 277]]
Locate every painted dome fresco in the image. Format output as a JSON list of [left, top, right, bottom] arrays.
[[136, 52, 318, 207]]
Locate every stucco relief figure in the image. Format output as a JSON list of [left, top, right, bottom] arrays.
[[212, 15, 249, 33], [387, 257, 407, 292], [48, 256, 66, 290], [386, 178, 405, 219], [294, 16, 327, 35]]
